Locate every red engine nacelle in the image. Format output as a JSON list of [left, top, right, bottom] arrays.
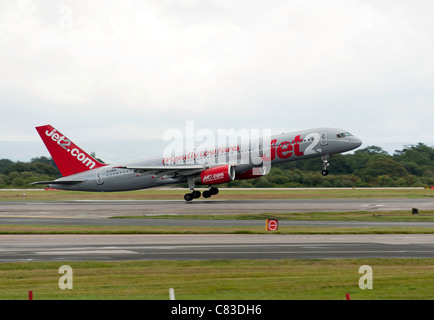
[[235, 166, 267, 180], [194, 164, 236, 185]]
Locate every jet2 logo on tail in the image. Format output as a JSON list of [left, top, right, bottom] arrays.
[[46, 128, 71, 150], [45, 128, 98, 170]]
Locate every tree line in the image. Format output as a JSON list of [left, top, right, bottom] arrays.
[[1, 143, 433, 188]]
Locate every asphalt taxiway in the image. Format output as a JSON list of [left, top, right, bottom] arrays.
[[1, 198, 434, 228]]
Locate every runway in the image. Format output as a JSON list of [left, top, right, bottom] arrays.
[[1, 199, 433, 262], [1, 234, 434, 262], [1, 198, 434, 228], [1, 198, 433, 218]]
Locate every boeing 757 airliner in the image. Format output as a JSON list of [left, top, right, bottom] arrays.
[[32, 125, 362, 201]]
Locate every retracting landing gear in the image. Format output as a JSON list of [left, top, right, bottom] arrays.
[[321, 155, 330, 176]]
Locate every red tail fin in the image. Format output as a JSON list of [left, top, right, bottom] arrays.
[[35, 125, 106, 177]]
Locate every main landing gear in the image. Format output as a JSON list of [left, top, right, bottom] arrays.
[[184, 175, 220, 201], [184, 190, 201, 202], [202, 187, 219, 199], [321, 155, 330, 176], [184, 187, 219, 202]]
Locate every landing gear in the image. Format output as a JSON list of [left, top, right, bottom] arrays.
[[184, 190, 201, 201], [321, 155, 330, 176], [184, 186, 219, 201], [209, 187, 219, 195], [184, 174, 220, 201], [202, 187, 219, 199], [184, 193, 194, 201], [192, 190, 201, 198]]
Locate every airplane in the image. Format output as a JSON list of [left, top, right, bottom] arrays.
[[32, 124, 362, 201]]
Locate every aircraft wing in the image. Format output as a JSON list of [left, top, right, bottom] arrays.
[[31, 180, 86, 185], [114, 165, 206, 176]]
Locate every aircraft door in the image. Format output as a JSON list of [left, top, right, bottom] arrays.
[[320, 132, 328, 146], [96, 169, 104, 185]]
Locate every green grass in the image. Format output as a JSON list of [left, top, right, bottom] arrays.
[[0, 224, 433, 235], [1, 188, 433, 201], [1, 259, 433, 300], [120, 210, 434, 222]]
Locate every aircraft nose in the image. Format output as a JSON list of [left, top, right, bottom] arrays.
[[351, 136, 362, 149]]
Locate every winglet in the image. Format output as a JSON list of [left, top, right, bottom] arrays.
[[35, 125, 106, 177]]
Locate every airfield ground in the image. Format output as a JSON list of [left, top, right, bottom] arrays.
[[0, 188, 433, 300]]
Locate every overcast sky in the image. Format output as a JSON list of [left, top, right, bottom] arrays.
[[1, 0, 433, 162]]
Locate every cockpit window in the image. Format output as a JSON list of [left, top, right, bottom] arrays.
[[336, 132, 353, 138]]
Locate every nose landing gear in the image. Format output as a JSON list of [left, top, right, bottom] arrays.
[[321, 155, 330, 176]]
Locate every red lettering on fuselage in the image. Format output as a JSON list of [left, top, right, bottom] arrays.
[[277, 142, 293, 159], [292, 135, 304, 157], [162, 135, 306, 165], [268, 135, 304, 161]]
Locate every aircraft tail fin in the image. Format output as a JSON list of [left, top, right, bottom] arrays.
[[35, 125, 106, 177]]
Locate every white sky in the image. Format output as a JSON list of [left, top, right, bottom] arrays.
[[1, 0, 433, 161]]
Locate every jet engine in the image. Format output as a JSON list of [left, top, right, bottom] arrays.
[[194, 164, 235, 185]]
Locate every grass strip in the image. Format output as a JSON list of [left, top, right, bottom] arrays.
[[1, 224, 434, 234], [118, 210, 434, 222], [1, 258, 433, 300], [1, 188, 433, 201]]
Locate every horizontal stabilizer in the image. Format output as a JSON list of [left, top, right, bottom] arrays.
[[31, 180, 85, 185]]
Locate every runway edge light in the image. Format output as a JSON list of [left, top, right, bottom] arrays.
[[266, 219, 279, 231]]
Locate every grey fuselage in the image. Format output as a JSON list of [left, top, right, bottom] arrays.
[[48, 127, 362, 191]]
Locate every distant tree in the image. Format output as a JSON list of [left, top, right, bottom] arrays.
[[356, 146, 389, 155], [363, 158, 408, 178], [90, 152, 105, 164], [30, 157, 55, 165], [394, 143, 434, 176], [0, 159, 14, 174]]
